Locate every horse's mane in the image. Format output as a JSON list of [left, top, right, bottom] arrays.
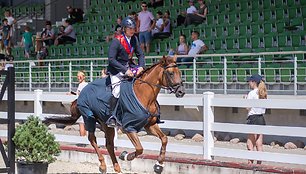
[[136, 60, 161, 78]]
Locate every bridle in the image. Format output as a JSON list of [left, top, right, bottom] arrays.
[[134, 63, 183, 94]]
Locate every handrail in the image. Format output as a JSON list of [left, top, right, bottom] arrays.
[[11, 50, 306, 63]]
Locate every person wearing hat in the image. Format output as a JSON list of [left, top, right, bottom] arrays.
[[245, 74, 267, 164], [106, 16, 145, 127]]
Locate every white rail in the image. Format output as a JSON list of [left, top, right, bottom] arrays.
[[1, 90, 306, 165], [12, 51, 306, 95], [204, 92, 306, 165]]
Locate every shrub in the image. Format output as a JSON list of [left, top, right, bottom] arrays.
[[13, 115, 61, 163]]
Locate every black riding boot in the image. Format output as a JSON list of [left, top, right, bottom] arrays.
[[107, 96, 118, 128]]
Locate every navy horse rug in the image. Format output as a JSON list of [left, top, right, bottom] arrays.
[[77, 77, 159, 133]]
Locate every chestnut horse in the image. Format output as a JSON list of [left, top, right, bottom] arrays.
[[44, 55, 185, 174]]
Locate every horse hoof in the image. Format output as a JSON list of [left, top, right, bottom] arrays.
[[119, 151, 128, 161], [153, 162, 164, 174], [99, 165, 107, 174]]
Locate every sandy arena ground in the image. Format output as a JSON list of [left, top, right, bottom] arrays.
[[0, 124, 305, 173]]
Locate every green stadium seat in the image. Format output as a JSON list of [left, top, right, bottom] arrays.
[[292, 35, 302, 47], [264, 69, 276, 83], [264, 35, 275, 48], [278, 35, 288, 47], [251, 37, 264, 49], [185, 69, 194, 83], [239, 12, 250, 24], [214, 39, 222, 50], [210, 68, 222, 83], [281, 68, 294, 83], [291, 18, 303, 26], [276, 21, 285, 33], [276, 8, 284, 20], [288, 8, 297, 19], [197, 69, 209, 82], [297, 66, 306, 83]]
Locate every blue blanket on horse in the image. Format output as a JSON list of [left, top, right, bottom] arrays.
[[77, 78, 153, 133], [116, 80, 150, 132]]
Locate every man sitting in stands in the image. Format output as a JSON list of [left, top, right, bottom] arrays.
[[177, 31, 208, 67], [54, 19, 76, 46], [66, 5, 84, 24]]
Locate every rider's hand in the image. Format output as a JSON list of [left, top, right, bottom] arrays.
[[125, 69, 134, 77], [136, 67, 144, 75]]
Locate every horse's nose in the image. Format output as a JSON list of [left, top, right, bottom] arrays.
[[175, 86, 185, 98]]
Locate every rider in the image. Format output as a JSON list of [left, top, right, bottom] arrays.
[[107, 16, 145, 127]]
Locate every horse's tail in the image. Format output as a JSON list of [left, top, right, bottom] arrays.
[[43, 99, 81, 125]]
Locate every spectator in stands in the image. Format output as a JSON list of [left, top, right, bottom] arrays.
[[185, 0, 208, 26], [177, 31, 207, 66], [0, 48, 6, 69], [57, 25, 65, 37], [151, 11, 163, 36], [152, 10, 171, 39], [4, 10, 16, 46], [106, 16, 123, 42], [176, 34, 188, 55], [67, 70, 88, 137], [106, 16, 145, 127], [4, 54, 13, 70], [21, 26, 32, 59], [1, 19, 11, 55], [188, 31, 207, 55], [66, 5, 84, 24], [148, 0, 164, 8], [138, 1, 155, 54], [54, 19, 76, 46], [41, 21, 55, 46], [129, 11, 140, 36], [177, 0, 197, 26], [245, 74, 267, 165]]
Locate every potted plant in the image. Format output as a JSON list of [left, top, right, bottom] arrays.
[[13, 115, 61, 174]]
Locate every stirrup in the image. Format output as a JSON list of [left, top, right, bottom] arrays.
[[107, 117, 117, 128]]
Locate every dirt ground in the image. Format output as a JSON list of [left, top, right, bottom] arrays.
[[0, 124, 305, 173]]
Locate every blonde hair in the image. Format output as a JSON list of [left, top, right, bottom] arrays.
[[77, 70, 86, 79], [258, 80, 267, 99]]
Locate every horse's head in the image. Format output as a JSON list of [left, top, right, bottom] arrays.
[[160, 55, 185, 98]]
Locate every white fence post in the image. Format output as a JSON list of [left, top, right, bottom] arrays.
[[203, 92, 214, 160], [294, 55, 297, 95], [223, 57, 227, 95], [34, 89, 43, 118], [193, 57, 196, 94], [69, 61, 72, 92], [48, 63, 51, 92]]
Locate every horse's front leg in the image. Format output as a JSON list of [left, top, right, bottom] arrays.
[[88, 132, 107, 173], [101, 123, 122, 173], [119, 132, 143, 161], [144, 124, 167, 174]]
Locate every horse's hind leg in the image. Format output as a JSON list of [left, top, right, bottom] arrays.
[[144, 124, 167, 174], [101, 123, 122, 173], [120, 132, 143, 161], [88, 132, 107, 173]]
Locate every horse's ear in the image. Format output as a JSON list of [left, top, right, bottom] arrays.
[[173, 55, 177, 62], [160, 55, 167, 64]]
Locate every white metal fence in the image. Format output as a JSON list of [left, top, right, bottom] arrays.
[[0, 90, 306, 165], [10, 51, 306, 95]]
